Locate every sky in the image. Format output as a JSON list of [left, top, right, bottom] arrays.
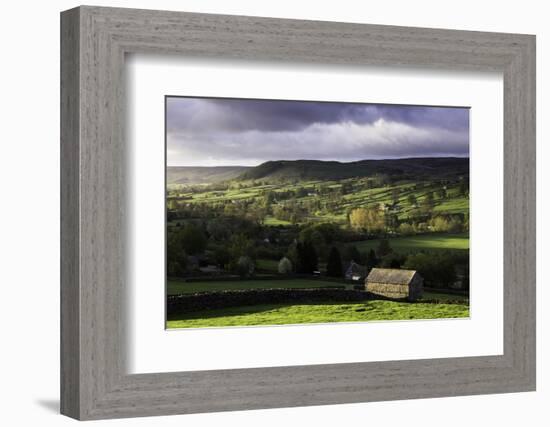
[[166, 97, 469, 167]]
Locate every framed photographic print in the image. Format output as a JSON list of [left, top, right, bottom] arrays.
[[61, 5, 536, 420]]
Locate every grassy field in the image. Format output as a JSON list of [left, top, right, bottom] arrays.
[[167, 278, 346, 295], [167, 299, 469, 328], [354, 232, 469, 253], [255, 259, 280, 271]]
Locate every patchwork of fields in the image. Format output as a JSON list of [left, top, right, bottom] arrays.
[[166, 158, 470, 329], [168, 177, 469, 226]]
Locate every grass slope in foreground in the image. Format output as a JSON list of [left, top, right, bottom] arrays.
[[167, 300, 469, 328]]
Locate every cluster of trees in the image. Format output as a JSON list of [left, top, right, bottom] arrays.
[[349, 206, 386, 233], [429, 215, 466, 233], [287, 240, 319, 274], [167, 216, 262, 277], [300, 237, 468, 290], [167, 216, 468, 290], [275, 223, 354, 276], [403, 253, 459, 289], [272, 202, 307, 224], [348, 206, 468, 236], [166, 223, 207, 276]]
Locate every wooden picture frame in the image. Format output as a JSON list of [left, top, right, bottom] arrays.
[[60, 5, 536, 420]]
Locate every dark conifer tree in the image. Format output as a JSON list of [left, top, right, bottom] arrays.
[[296, 240, 318, 274], [365, 249, 378, 271], [344, 245, 362, 263], [377, 239, 393, 258], [326, 247, 343, 277]]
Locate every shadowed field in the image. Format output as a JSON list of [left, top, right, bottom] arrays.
[[167, 279, 346, 295]]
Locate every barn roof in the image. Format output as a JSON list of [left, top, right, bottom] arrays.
[[345, 261, 366, 275], [366, 268, 418, 285]]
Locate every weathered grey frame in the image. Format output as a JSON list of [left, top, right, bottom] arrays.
[[60, 5, 536, 421]]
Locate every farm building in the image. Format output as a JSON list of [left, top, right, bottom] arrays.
[[345, 261, 367, 281], [365, 268, 423, 301]]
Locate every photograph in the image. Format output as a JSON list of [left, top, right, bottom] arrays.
[[165, 96, 470, 329], [54, 4, 537, 421]]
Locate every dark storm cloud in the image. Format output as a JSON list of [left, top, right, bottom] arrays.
[[167, 97, 468, 134], [167, 97, 361, 134], [166, 97, 469, 166]]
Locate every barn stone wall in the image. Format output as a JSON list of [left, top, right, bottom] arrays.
[[366, 282, 410, 300], [366, 279, 423, 301]]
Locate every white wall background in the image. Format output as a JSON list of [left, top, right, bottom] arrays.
[[0, 1, 546, 425]]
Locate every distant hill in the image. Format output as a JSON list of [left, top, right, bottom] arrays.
[[167, 166, 250, 185], [237, 157, 469, 182], [167, 158, 469, 185]]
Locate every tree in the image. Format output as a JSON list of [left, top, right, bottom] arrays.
[[295, 241, 318, 274], [167, 228, 186, 264], [286, 241, 299, 267], [344, 245, 362, 263], [326, 247, 343, 277], [386, 213, 399, 231], [341, 181, 353, 195], [431, 216, 450, 232], [379, 252, 405, 268], [365, 249, 378, 271], [377, 239, 393, 258], [437, 187, 447, 199], [278, 257, 293, 275], [228, 233, 255, 261], [206, 220, 228, 241], [167, 260, 186, 277], [247, 205, 267, 225], [420, 191, 435, 214], [448, 216, 464, 233], [349, 206, 385, 233], [181, 223, 207, 255], [404, 252, 457, 288], [236, 256, 255, 278], [398, 222, 414, 235], [391, 188, 400, 204], [425, 191, 434, 203], [212, 245, 231, 269], [299, 222, 343, 244], [263, 191, 275, 208], [309, 230, 328, 260], [167, 199, 178, 210]]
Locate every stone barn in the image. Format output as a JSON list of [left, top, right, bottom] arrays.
[[365, 268, 423, 301]]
